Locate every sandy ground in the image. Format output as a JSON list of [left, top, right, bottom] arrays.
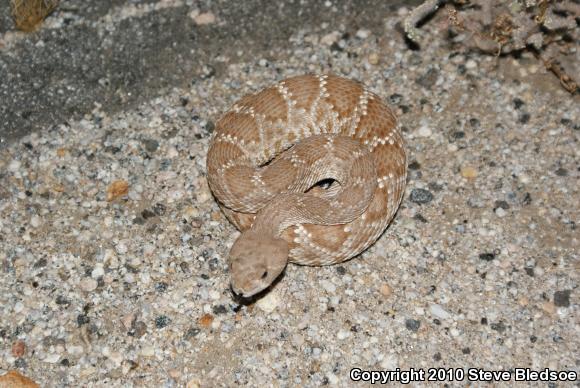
[[1, 1, 579, 387]]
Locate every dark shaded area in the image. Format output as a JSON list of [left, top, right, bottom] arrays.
[[0, 0, 421, 146]]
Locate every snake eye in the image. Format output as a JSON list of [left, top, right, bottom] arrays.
[[261, 271, 268, 279]]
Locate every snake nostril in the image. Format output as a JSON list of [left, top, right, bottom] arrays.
[[261, 270, 268, 279]]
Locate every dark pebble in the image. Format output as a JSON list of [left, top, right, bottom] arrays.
[[155, 315, 170, 329], [490, 322, 506, 333], [55, 295, 70, 306], [513, 98, 525, 109], [60, 358, 70, 367], [416, 67, 439, 90], [428, 182, 443, 192], [33, 258, 47, 269], [452, 131, 465, 140], [153, 203, 166, 216], [530, 335, 537, 343], [155, 282, 168, 293], [519, 113, 531, 124], [522, 193, 532, 206], [142, 139, 159, 153], [469, 118, 480, 128], [388, 93, 403, 105], [433, 352, 441, 361], [14, 358, 27, 368], [524, 267, 534, 277], [479, 253, 495, 261], [208, 257, 220, 271], [133, 216, 146, 225], [553, 290, 571, 307], [461, 347, 471, 354], [408, 160, 421, 170], [77, 314, 90, 326], [555, 168, 568, 177], [480, 317, 488, 325], [494, 200, 510, 210], [141, 209, 157, 219], [131, 321, 147, 338], [335, 266, 346, 275], [414, 213, 428, 223], [405, 319, 421, 332], [184, 327, 201, 340], [410, 188, 433, 204], [212, 305, 228, 315]]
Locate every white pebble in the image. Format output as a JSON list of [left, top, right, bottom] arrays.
[[79, 278, 98, 292], [141, 345, 155, 357], [8, 160, 21, 172], [256, 291, 280, 313], [91, 264, 105, 279], [495, 207, 507, 217], [429, 304, 452, 320], [356, 29, 371, 39], [30, 215, 42, 228], [320, 279, 336, 293], [465, 59, 478, 69], [417, 126, 432, 137], [450, 328, 460, 337], [43, 353, 61, 363], [337, 330, 350, 340]]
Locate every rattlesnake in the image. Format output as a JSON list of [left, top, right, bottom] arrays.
[[206, 74, 407, 297]]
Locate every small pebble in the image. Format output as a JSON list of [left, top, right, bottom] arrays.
[[256, 291, 280, 313], [356, 29, 371, 39], [141, 345, 155, 357], [553, 290, 571, 307], [465, 59, 477, 69], [320, 279, 336, 293], [417, 125, 432, 137], [461, 166, 478, 179], [79, 278, 98, 292], [193, 12, 216, 25], [368, 53, 379, 65], [405, 319, 421, 332], [379, 284, 392, 297], [410, 188, 433, 204], [429, 304, 451, 320]]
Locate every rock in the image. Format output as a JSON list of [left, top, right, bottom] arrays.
[[368, 53, 379, 65], [417, 125, 432, 137], [405, 319, 421, 332], [8, 160, 21, 172], [198, 314, 214, 328], [379, 284, 393, 298], [320, 279, 336, 293], [337, 330, 350, 340], [356, 29, 371, 39], [79, 278, 98, 292], [429, 304, 451, 320], [106, 180, 129, 201], [256, 291, 280, 313], [0, 371, 39, 388], [410, 189, 433, 204], [193, 12, 216, 25], [461, 166, 478, 179], [553, 290, 571, 307], [416, 67, 439, 90], [321, 31, 341, 46], [11, 340, 26, 357], [541, 301, 556, 315], [141, 345, 155, 357]]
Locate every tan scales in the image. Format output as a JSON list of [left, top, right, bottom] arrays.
[[206, 74, 407, 297]]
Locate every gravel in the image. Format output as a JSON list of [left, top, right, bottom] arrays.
[[1, 1, 578, 386]]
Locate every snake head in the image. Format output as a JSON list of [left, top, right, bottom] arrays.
[[229, 231, 289, 298]]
